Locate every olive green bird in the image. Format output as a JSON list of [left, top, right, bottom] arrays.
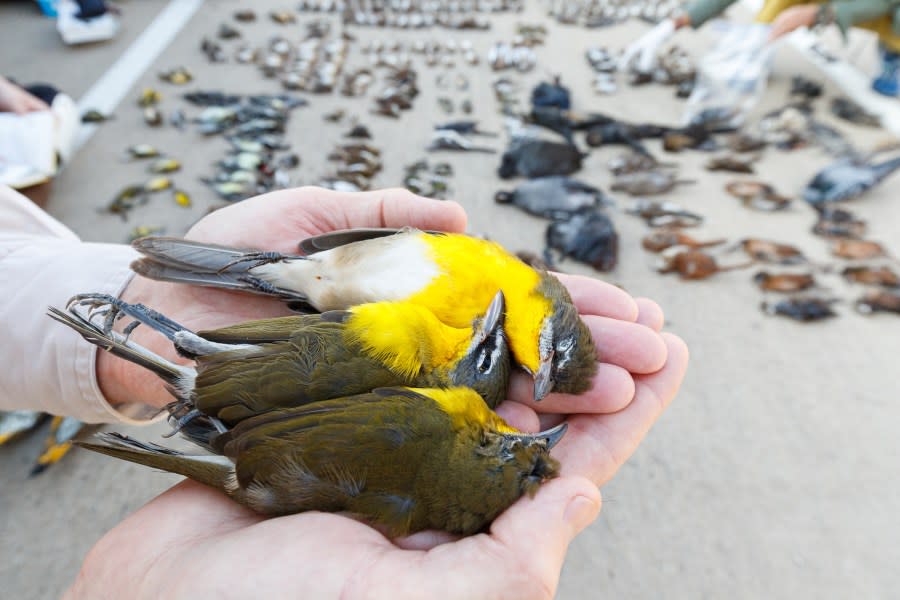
[[77, 386, 565, 535], [130, 229, 598, 401], [49, 290, 511, 427]]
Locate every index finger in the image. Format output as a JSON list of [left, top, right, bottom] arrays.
[[553, 272, 639, 321]]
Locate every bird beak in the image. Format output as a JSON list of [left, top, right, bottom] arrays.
[[512, 422, 568, 450], [532, 351, 554, 401], [474, 290, 505, 344]]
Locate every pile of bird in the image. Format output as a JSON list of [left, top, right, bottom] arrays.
[[547, 0, 681, 28], [48, 228, 600, 535], [334, 0, 523, 29]]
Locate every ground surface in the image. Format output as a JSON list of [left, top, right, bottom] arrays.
[[1, 1, 898, 598]]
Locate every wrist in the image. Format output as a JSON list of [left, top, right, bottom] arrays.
[[94, 278, 182, 411]]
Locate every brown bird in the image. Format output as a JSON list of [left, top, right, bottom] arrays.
[[842, 265, 899, 288], [641, 230, 726, 253], [856, 290, 900, 314], [753, 271, 816, 293], [738, 239, 807, 265], [831, 239, 893, 261], [658, 249, 752, 280]]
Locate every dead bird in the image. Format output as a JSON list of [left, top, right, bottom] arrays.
[[234, 9, 256, 21], [727, 132, 767, 153], [173, 189, 192, 208], [217, 22, 241, 39], [705, 154, 757, 174], [641, 230, 726, 253], [345, 124, 372, 139], [138, 88, 161, 107], [831, 239, 893, 261], [762, 297, 838, 321], [148, 158, 181, 174], [435, 120, 497, 137], [830, 97, 880, 127], [183, 91, 241, 106], [143, 177, 173, 193], [170, 109, 187, 130], [105, 185, 147, 219], [607, 152, 674, 176], [201, 38, 227, 63], [324, 109, 345, 123], [812, 205, 866, 239], [626, 199, 704, 227], [270, 10, 296, 24], [737, 239, 808, 265], [803, 155, 900, 205], [842, 265, 899, 287], [611, 171, 694, 196], [531, 77, 571, 110], [544, 208, 618, 272], [856, 290, 900, 314], [725, 181, 792, 211], [790, 76, 823, 100], [498, 139, 585, 179], [158, 67, 193, 85], [657, 248, 752, 280], [143, 107, 163, 127], [81, 109, 111, 123], [495, 177, 611, 219], [30, 416, 87, 476], [753, 271, 817, 293], [428, 130, 495, 153]]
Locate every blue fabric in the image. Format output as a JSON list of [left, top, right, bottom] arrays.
[[873, 45, 900, 97]]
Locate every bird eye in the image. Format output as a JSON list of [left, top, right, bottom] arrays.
[[477, 348, 492, 374]]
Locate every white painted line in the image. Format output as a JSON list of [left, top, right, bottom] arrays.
[[740, 0, 900, 137], [74, 0, 205, 151]]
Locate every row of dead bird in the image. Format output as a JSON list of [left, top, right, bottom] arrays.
[[482, 69, 899, 319], [547, 0, 680, 27]]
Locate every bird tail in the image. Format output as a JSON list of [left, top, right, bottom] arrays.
[[130, 237, 309, 302], [77, 432, 234, 491], [47, 306, 195, 398]]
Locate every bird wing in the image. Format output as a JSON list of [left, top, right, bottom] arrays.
[[198, 312, 350, 344], [219, 389, 445, 491], [193, 325, 399, 424], [298, 228, 446, 255]]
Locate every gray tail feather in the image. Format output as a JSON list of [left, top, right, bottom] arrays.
[[77, 432, 232, 490], [131, 259, 265, 293], [131, 237, 256, 272], [873, 156, 900, 181], [47, 306, 190, 389]]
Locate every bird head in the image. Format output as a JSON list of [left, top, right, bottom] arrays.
[[532, 274, 598, 399], [450, 291, 512, 408], [472, 421, 566, 499]]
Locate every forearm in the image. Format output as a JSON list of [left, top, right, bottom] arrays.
[[0, 186, 157, 423]]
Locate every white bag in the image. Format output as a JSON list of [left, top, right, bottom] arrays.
[[684, 21, 774, 129]]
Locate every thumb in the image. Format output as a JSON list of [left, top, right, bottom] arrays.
[[489, 476, 601, 591]]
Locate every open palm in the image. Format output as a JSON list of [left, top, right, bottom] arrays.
[[80, 186, 689, 599]]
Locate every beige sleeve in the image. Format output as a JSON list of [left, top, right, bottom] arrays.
[[0, 185, 159, 424]]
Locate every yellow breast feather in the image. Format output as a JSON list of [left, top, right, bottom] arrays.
[[346, 302, 472, 380]]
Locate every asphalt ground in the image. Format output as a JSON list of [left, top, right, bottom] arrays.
[[1, 1, 898, 598]]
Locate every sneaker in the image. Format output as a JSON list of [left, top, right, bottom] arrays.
[[872, 44, 900, 97], [51, 93, 80, 163], [56, 0, 119, 45]]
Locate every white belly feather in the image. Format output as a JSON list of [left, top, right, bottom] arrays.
[[252, 234, 440, 310]]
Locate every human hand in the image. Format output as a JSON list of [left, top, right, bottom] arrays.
[[0, 76, 49, 114], [82, 186, 688, 598], [619, 19, 677, 73], [768, 4, 820, 41]]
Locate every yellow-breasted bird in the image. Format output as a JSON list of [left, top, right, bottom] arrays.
[[50, 290, 510, 426], [130, 229, 598, 400], [77, 386, 566, 535]]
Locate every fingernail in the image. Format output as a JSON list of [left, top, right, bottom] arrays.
[[564, 495, 600, 531]]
